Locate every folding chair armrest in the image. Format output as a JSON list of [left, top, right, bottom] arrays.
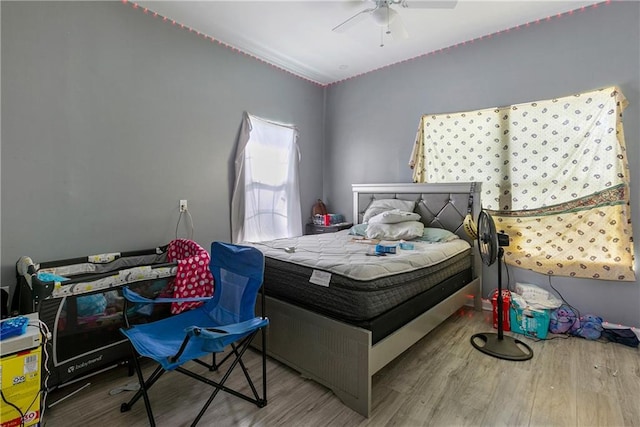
[[120, 286, 213, 329], [121, 286, 213, 304], [185, 317, 269, 339]]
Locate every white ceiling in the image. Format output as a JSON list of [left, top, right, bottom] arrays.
[[134, 1, 598, 85]]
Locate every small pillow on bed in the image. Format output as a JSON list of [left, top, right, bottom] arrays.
[[366, 221, 424, 241], [417, 227, 460, 243], [368, 209, 421, 225], [362, 199, 416, 223], [348, 223, 368, 236]]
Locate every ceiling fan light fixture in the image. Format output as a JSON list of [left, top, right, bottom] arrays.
[[371, 6, 398, 26]]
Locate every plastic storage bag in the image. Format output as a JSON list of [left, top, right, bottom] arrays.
[[514, 282, 562, 310]]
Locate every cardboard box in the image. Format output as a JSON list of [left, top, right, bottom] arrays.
[[510, 305, 550, 339], [0, 347, 41, 427]]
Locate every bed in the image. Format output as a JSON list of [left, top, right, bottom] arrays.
[[250, 182, 483, 417], [12, 239, 213, 391]]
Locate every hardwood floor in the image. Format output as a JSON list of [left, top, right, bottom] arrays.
[[41, 308, 639, 427]]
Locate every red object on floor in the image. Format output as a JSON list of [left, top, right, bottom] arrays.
[[491, 289, 511, 331]]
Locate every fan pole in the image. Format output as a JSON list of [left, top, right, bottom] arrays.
[[496, 247, 504, 341], [470, 221, 533, 361]]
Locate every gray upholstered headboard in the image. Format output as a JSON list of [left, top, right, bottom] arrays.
[[352, 182, 482, 246]]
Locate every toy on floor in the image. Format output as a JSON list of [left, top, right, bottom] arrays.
[[549, 304, 578, 334], [570, 314, 604, 340]]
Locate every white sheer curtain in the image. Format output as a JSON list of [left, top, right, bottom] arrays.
[[231, 112, 302, 243]]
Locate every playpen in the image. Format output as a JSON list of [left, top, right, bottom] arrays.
[[12, 239, 212, 391]]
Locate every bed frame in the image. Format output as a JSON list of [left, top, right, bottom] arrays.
[[256, 182, 482, 417]]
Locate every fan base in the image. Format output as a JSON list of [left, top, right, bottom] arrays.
[[470, 332, 533, 361]]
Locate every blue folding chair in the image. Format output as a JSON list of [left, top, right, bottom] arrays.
[[119, 242, 268, 426]]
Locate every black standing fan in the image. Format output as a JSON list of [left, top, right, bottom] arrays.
[[470, 211, 533, 361]]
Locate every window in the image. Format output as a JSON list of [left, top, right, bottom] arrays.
[[410, 86, 635, 281], [231, 113, 302, 243]]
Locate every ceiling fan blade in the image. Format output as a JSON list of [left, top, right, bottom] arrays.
[[387, 12, 409, 39], [399, 0, 458, 9], [332, 7, 377, 33]]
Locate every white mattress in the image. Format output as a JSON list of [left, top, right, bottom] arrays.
[[247, 230, 471, 281]]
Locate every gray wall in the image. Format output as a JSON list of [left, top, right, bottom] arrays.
[[2, 1, 639, 327], [1, 2, 324, 289], [325, 1, 640, 327]]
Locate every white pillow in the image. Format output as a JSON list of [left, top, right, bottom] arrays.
[[362, 199, 416, 223], [365, 221, 424, 241], [368, 209, 421, 224]]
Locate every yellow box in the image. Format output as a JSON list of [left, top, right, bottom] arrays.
[[0, 346, 41, 427]]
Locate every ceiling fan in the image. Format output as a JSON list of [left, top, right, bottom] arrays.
[[332, 0, 457, 46]]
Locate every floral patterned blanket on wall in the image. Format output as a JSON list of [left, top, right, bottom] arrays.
[[409, 86, 635, 281]]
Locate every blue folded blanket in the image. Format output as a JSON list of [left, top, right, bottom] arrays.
[[37, 272, 69, 282]]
